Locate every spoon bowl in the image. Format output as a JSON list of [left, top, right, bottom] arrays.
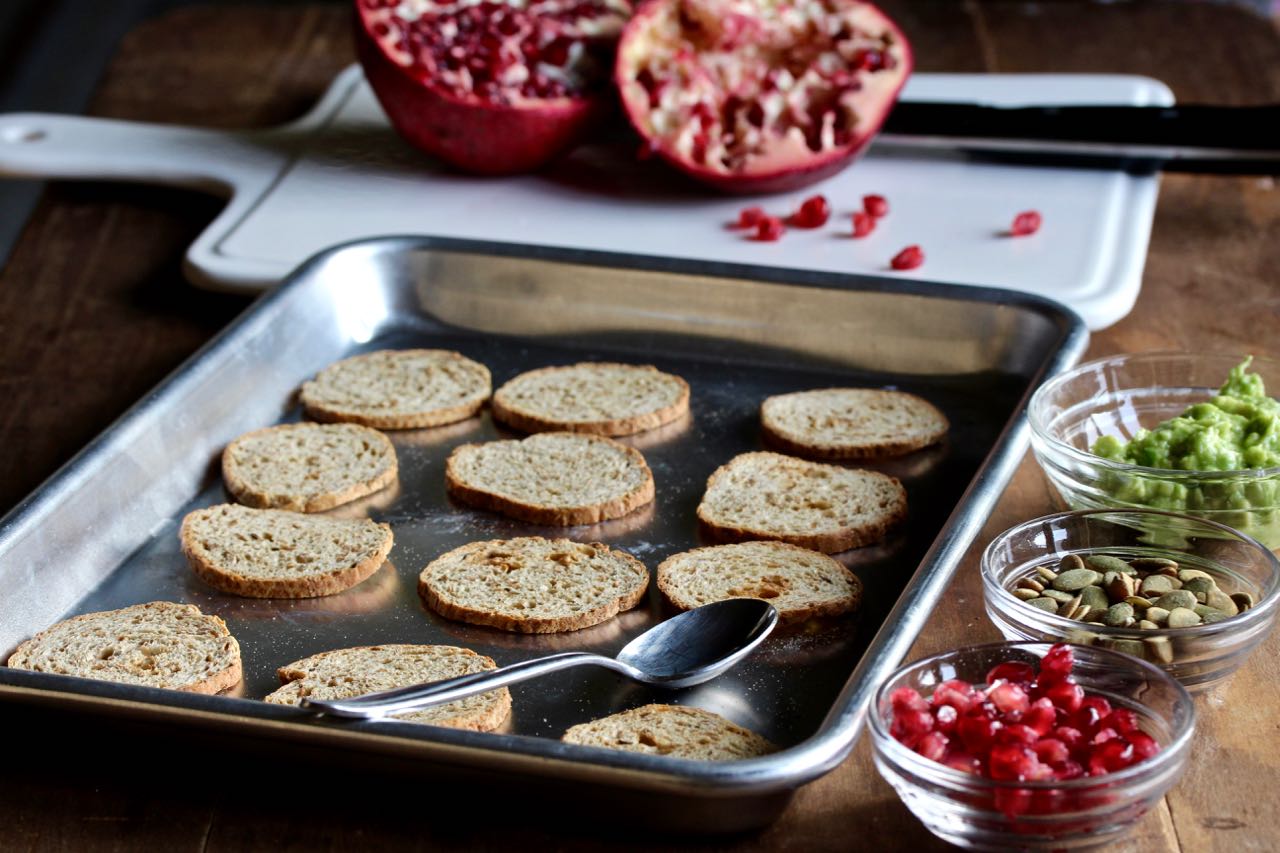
[[303, 598, 779, 720]]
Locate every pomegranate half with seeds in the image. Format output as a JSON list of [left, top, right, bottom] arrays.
[[616, 0, 912, 193], [356, 0, 631, 174]]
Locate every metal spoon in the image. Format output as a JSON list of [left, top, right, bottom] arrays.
[[302, 598, 778, 720]]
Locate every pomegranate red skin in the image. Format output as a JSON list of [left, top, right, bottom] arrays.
[[355, 10, 609, 175], [615, 0, 914, 194]]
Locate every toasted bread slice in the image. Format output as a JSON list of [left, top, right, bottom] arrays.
[[419, 537, 650, 633], [563, 704, 774, 760], [492, 362, 689, 436], [657, 541, 861, 624], [180, 503, 393, 598], [7, 601, 241, 694], [300, 349, 491, 430], [697, 451, 906, 553], [264, 644, 510, 731], [445, 432, 654, 525], [761, 388, 948, 460], [222, 422, 397, 513]]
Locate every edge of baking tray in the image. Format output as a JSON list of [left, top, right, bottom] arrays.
[[0, 236, 1090, 797]]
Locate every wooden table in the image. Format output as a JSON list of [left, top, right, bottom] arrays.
[[2, 2, 1278, 849]]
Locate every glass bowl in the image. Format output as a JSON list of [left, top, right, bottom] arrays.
[[1027, 351, 1280, 548], [982, 509, 1280, 690], [870, 642, 1195, 851]]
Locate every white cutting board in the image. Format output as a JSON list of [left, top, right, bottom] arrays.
[[0, 66, 1172, 329]]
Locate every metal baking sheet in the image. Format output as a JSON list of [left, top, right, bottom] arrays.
[[0, 238, 1086, 832]]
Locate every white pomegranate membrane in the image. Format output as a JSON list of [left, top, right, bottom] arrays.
[[619, 0, 909, 174], [360, 0, 630, 105]]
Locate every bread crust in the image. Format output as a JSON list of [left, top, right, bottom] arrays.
[[444, 433, 655, 526], [179, 507, 394, 598], [7, 602, 242, 695], [656, 542, 861, 624], [696, 452, 907, 554], [269, 645, 511, 732], [562, 704, 774, 759], [491, 363, 690, 437], [760, 388, 949, 461], [418, 538, 650, 633], [301, 349, 491, 430], [222, 423, 398, 513]]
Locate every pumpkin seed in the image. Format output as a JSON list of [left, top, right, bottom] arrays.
[[1231, 592, 1255, 612], [1206, 588, 1239, 615], [1201, 610, 1231, 624], [1083, 609, 1108, 623], [1154, 590, 1197, 611], [1102, 638, 1146, 657], [1035, 565, 1058, 583], [1178, 569, 1213, 583], [1146, 606, 1171, 625], [1080, 585, 1110, 611], [1182, 577, 1216, 597], [1138, 619, 1159, 630], [1012, 588, 1040, 601], [1144, 636, 1174, 664], [1130, 557, 1178, 571], [1027, 597, 1060, 613], [1125, 596, 1152, 612], [1166, 607, 1202, 628], [1105, 573, 1137, 601], [1016, 578, 1045, 593], [1059, 553, 1086, 572], [1139, 575, 1174, 596], [1104, 602, 1134, 627], [1042, 589, 1076, 603], [1085, 555, 1134, 575], [1053, 568, 1101, 591]]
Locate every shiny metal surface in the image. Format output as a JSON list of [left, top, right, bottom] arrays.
[[0, 237, 1087, 830], [305, 599, 779, 718]]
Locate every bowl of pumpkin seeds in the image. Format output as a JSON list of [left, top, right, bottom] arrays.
[[981, 508, 1280, 690]]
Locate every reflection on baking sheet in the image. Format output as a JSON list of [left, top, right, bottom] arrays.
[[184, 559, 402, 620], [433, 606, 650, 655]]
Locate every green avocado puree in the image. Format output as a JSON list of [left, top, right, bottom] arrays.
[[1093, 357, 1280, 471]]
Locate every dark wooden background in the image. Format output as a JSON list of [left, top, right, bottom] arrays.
[[1, 2, 1278, 850]]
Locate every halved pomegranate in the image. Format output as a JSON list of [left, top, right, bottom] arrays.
[[616, 0, 912, 193], [356, 0, 631, 174]]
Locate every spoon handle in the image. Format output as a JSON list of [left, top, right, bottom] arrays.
[[301, 651, 620, 719]]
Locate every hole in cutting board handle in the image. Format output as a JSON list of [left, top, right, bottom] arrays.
[[1, 126, 46, 144]]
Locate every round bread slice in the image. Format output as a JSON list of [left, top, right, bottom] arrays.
[[300, 349, 491, 430], [6, 601, 242, 694], [761, 388, 949, 460], [264, 644, 510, 731], [492, 362, 690, 436], [697, 451, 907, 553], [563, 704, 774, 760], [419, 537, 650, 633], [657, 541, 861, 624], [445, 432, 654, 525], [180, 504, 393, 598], [223, 422, 397, 513]]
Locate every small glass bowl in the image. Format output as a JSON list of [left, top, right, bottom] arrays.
[[1027, 351, 1280, 548], [982, 508, 1280, 690], [870, 642, 1195, 851]]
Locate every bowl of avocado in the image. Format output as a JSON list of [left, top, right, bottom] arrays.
[[1029, 352, 1280, 549]]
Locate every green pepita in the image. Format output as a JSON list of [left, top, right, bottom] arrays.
[[1053, 568, 1101, 592], [1012, 588, 1040, 601], [1027, 597, 1060, 613], [1139, 575, 1175, 596], [1084, 555, 1135, 575], [1154, 590, 1197, 612], [1166, 607, 1202, 628], [1104, 602, 1135, 627]]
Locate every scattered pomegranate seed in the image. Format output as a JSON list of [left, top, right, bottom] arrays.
[[890, 245, 924, 270], [863, 194, 890, 218], [1010, 210, 1043, 236], [754, 216, 785, 241], [736, 206, 767, 229], [790, 194, 831, 228], [886, 643, 1163, 818], [851, 211, 876, 238]]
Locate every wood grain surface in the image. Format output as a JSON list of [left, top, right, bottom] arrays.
[[1, 2, 1278, 850]]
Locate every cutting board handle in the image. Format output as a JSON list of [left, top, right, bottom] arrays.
[[0, 112, 287, 195]]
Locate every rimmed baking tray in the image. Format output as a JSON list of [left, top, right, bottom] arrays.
[[0, 237, 1087, 832]]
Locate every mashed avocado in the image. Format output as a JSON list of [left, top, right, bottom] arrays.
[[1086, 357, 1280, 546], [1093, 357, 1280, 471]]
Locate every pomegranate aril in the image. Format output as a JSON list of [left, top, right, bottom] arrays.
[[1128, 731, 1160, 761], [1055, 759, 1085, 781], [988, 682, 1030, 716], [1038, 644, 1075, 685], [1010, 210, 1043, 236], [736, 206, 767, 228], [957, 714, 1002, 753], [790, 194, 831, 228], [1022, 698, 1057, 735], [851, 211, 875, 238], [944, 751, 982, 775], [914, 731, 949, 761], [1032, 738, 1070, 766], [890, 245, 924, 271], [995, 723, 1040, 746], [1102, 708, 1139, 734], [931, 679, 978, 713], [892, 708, 935, 739], [1088, 739, 1135, 775], [1091, 727, 1119, 746], [933, 703, 958, 734], [754, 217, 785, 241], [1070, 705, 1105, 737], [988, 744, 1042, 782], [1044, 680, 1084, 714], [863, 194, 889, 218], [1053, 726, 1083, 752], [1078, 696, 1112, 718], [994, 786, 1032, 818], [986, 661, 1036, 686]]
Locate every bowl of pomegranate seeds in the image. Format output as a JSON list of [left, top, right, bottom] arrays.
[[982, 508, 1280, 690], [870, 642, 1195, 850]]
